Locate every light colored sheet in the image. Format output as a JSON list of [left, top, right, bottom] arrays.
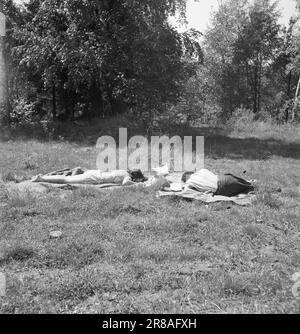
[[158, 187, 255, 206]]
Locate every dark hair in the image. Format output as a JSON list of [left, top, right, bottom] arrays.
[[181, 171, 194, 183], [128, 169, 148, 183]]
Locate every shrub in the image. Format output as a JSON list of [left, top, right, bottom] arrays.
[[10, 98, 39, 127]]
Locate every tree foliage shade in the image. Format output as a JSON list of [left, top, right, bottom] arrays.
[[204, 0, 300, 121], [1, 0, 300, 125], [4, 0, 198, 122]]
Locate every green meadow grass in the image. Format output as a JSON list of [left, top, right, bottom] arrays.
[[0, 121, 299, 314]]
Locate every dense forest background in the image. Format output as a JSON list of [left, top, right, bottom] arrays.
[[0, 0, 300, 129]]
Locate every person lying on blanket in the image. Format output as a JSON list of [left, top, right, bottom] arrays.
[[32, 168, 148, 186], [180, 169, 254, 197]]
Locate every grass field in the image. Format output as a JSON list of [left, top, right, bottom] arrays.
[[0, 120, 299, 314]]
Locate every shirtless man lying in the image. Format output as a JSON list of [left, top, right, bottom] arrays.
[[32, 168, 148, 186]]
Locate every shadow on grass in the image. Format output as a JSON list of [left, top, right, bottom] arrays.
[[1, 122, 299, 160], [165, 126, 300, 160], [203, 133, 300, 160]]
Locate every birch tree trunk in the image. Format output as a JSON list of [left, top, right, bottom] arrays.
[[0, 4, 8, 126], [292, 76, 300, 122]]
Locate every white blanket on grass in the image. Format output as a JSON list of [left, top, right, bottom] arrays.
[[158, 188, 255, 206]]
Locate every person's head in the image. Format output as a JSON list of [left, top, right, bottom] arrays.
[[128, 169, 148, 183], [181, 171, 194, 183]]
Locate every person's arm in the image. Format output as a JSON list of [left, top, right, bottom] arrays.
[[122, 175, 135, 186]]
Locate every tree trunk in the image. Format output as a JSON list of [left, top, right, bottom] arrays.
[[257, 57, 262, 115], [52, 84, 56, 120], [252, 56, 261, 116], [285, 71, 292, 122], [0, 6, 8, 126], [292, 76, 300, 122]]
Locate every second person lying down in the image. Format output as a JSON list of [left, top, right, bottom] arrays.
[[181, 169, 254, 197]]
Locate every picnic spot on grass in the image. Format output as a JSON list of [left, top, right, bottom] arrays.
[[0, 121, 299, 314]]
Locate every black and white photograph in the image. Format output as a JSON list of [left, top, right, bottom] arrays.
[[0, 0, 299, 317]]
